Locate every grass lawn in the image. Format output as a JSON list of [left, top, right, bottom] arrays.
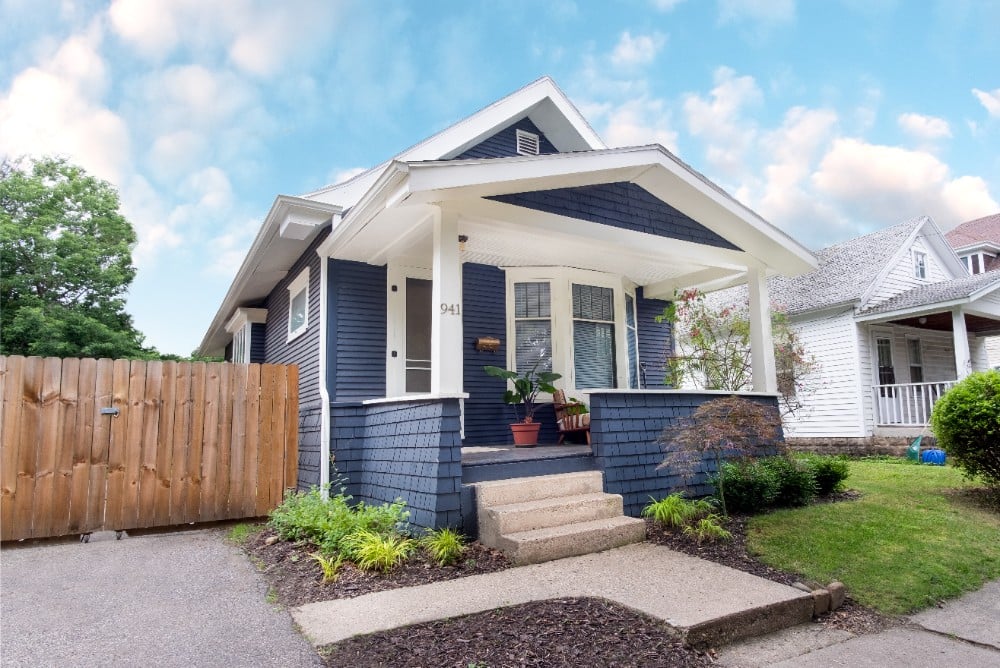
[[747, 460, 1000, 615]]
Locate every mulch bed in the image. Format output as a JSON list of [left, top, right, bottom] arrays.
[[244, 489, 897, 666], [245, 529, 512, 608], [322, 597, 716, 668]]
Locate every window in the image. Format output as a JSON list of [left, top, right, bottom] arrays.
[[572, 284, 616, 389], [287, 268, 310, 341], [961, 255, 970, 272], [913, 250, 927, 279], [507, 268, 635, 393], [625, 293, 641, 389], [907, 338, 923, 383], [225, 307, 267, 363], [515, 129, 540, 156], [972, 254, 982, 274], [513, 282, 552, 373], [876, 336, 895, 385]]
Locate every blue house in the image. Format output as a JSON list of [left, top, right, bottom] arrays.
[[199, 78, 817, 543]]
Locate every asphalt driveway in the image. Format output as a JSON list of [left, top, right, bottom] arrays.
[[1, 528, 320, 667]]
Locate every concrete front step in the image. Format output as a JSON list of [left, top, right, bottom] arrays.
[[496, 515, 647, 565], [474, 470, 604, 508], [480, 492, 625, 544]]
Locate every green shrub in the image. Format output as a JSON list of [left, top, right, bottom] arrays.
[[310, 552, 345, 584], [930, 370, 1000, 488], [799, 455, 850, 496], [643, 493, 715, 527], [762, 456, 817, 507], [343, 530, 417, 572], [421, 528, 466, 566], [268, 485, 410, 557], [713, 460, 780, 513], [682, 514, 732, 543]]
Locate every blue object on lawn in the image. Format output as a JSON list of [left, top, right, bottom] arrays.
[[921, 449, 946, 465], [906, 436, 922, 461]]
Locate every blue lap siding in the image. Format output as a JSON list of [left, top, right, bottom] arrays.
[[636, 288, 672, 388], [455, 117, 558, 160], [328, 259, 387, 402], [489, 182, 740, 250]]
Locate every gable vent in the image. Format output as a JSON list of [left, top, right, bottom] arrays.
[[516, 129, 540, 156]]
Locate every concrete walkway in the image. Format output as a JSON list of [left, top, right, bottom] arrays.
[[718, 580, 1000, 667], [292, 542, 814, 648], [1, 528, 320, 668]]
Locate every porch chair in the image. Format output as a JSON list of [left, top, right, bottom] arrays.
[[552, 389, 591, 445]]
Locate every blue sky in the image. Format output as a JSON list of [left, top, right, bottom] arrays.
[[2, 0, 998, 355]]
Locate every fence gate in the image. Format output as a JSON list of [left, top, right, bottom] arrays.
[[1, 356, 298, 541]]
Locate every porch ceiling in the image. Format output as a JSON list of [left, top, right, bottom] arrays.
[[335, 197, 750, 291], [888, 312, 1000, 336]]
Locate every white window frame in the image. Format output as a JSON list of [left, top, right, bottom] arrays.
[[505, 267, 634, 395], [287, 267, 310, 342], [912, 249, 928, 280], [625, 289, 642, 389], [225, 307, 268, 363]]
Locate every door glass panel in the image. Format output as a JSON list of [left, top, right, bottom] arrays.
[[405, 278, 431, 393]]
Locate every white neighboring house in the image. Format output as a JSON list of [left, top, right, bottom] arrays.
[[693, 216, 1000, 441], [945, 212, 1000, 369]]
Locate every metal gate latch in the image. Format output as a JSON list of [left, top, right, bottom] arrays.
[[100, 407, 120, 417]]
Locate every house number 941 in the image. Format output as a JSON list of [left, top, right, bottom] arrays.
[[440, 303, 461, 315]]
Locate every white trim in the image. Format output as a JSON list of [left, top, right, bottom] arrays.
[[287, 267, 310, 342], [317, 252, 330, 496], [386, 260, 432, 396], [912, 248, 928, 280], [362, 392, 469, 406], [589, 389, 781, 397], [224, 307, 268, 334], [504, 266, 635, 394]]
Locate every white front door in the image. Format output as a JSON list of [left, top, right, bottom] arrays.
[[387, 263, 432, 396]]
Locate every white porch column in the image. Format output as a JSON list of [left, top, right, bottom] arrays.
[[952, 307, 971, 379], [747, 266, 778, 393], [431, 207, 464, 394]]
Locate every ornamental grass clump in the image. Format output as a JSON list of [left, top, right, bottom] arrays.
[[641, 493, 714, 528], [930, 370, 1000, 489], [421, 528, 467, 566], [658, 396, 783, 516]]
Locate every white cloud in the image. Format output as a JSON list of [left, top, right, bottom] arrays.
[[683, 66, 762, 177], [600, 97, 679, 151], [610, 31, 666, 68], [972, 87, 1000, 117], [718, 0, 795, 24], [326, 166, 368, 186], [651, 0, 686, 10], [108, 0, 182, 59], [897, 112, 952, 140], [148, 130, 206, 178], [0, 25, 130, 183], [812, 138, 999, 228], [205, 217, 259, 277]]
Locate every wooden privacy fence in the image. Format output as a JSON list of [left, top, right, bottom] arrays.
[[1, 356, 298, 541]]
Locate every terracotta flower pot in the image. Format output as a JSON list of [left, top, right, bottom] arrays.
[[510, 422, 542, 447]]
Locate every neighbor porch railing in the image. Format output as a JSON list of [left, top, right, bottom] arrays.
[[873, 381, 957, 427]]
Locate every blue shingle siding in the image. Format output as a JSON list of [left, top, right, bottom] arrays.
[[636, 288, 672, 388], [261, 229, 328, 490], [329, 398, 464, 529], [589, 392, 782, 516], [455, 117, 558, 159], [329, 260, 387, 401], [249, 323, 267, 363], [488, 183, 741, 251]]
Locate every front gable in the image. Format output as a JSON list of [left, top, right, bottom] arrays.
[[488, 182, 741, 251], [864, 221, 965, 310], [455, 117, 559, 160]]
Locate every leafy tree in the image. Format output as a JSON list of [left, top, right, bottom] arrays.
[[657, 288, 818, 417], [1, 156, 153, 359]]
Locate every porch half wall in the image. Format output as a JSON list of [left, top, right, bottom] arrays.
[[589, 391, 783, 516], [329, 397, 463, 529]]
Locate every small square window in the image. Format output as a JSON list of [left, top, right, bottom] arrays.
[[913, 250, 927, 280], [287, 267, 310, 341]]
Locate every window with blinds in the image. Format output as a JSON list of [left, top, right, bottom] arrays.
[[572, 284, 616, 389], [514, 282, 552, 373]]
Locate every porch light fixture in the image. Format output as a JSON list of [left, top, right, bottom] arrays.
[[458, 234, 468, 251], [474, 336, 501, 352], [918, 317, 927, 325]]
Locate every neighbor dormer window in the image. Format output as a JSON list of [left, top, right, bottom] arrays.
[[287, 267, 310, 341], [515, 129, 540, 156], [913, 250, 927, 280]]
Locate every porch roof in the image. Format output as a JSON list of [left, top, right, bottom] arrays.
[[317, 145, 817, 296], [855, 270, 1000, 333]]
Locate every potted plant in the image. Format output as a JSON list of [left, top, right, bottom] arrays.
[[483, 362, 561, 447]]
